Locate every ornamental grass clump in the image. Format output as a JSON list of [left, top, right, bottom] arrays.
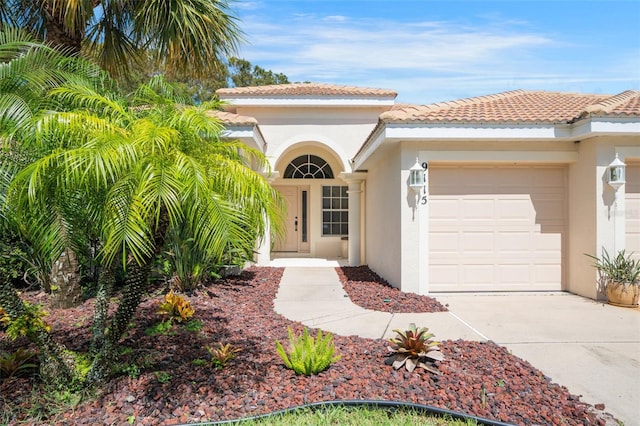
[[386, 323, 444, 374], [587, 248, 640, 283], [275, 327, 341, 376]]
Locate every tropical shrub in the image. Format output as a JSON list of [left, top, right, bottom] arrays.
[[0, 348, 38, 379], [386, 323, 444, 374], [206, 342, 241, 369], [157, 290, 194, 323], [163, 225, 209, 291], [275, 327, 341, 376], [0, 230, 29, 288], [0, 301, 51, 340]]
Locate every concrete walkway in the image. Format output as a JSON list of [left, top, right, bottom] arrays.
[[272, 261, 640, 424]]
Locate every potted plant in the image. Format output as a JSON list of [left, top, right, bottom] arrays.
[[587, 248, 640, 308]]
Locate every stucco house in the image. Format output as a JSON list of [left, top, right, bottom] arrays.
[[214, 84, 640, 301]]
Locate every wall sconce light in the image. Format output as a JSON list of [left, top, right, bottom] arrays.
[[409, 157, 427, 194], [607, 153, 626, 191], [607, 153, 626, 206]]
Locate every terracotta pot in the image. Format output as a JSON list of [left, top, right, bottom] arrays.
[[606, 280, 640, 308]]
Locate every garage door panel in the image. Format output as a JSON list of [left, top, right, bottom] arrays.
[[430, 231, 458, 252], [461, 232, 494, 253], [497, 198, 537, 222], [532, 199, 566, 223], [461, 199, 494, 220], [430, 265, 458, 284], [535, 264, 562, 282], [429, 165, 566, 292], [463, 265, 495, 284], [429, 199, 458, 221], [496, 232, 531, 253], [499, 265, 532, 284]]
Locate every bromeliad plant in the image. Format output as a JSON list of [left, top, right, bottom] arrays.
[[275, 327, 341, 376], [206, 342, 242, 369], [0, 348, 38, 379], [386, 323, 444, 374]]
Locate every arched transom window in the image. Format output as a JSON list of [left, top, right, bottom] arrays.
[[283, 155, 334, 179]]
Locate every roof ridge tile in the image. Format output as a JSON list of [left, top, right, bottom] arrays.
[[583, 90, 640, 114], [216, 82, 397, 98]]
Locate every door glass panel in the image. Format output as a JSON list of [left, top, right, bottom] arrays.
[[301, 190, 308, 243]]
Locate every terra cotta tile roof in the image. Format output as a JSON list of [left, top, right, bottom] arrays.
[[206, 110, 258, 126], [216, 83, 397, 98], [380, 90, 640, 124]]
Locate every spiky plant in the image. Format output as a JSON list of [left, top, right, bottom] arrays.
[[275, 327, 341, 376], [386, 323, 444, 374], [587, 248, 640, 283], [206, 342, 241, 369]]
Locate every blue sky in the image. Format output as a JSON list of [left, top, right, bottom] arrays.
[[231, 0, 640, 104]]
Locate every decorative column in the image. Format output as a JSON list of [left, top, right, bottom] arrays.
[[255, 171, 279, 266], [340, 172, 367, 266]]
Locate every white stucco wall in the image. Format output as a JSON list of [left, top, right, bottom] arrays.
[[364, 145, 403, 288], [231, 107, 385, 167], [568, 136, 640, 299]]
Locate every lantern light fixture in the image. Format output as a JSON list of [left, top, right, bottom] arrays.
[[607, 153, 626, 192], [409, 157, 427, 194]]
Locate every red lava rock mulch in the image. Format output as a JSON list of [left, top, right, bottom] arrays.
[[0, 267, 617, 425], [337, 266, 448, 313]]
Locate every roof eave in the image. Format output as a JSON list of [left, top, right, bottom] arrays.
[[352, 117, 640, 170], [218, 97, 396, 108], [221, 124, 267, 153]]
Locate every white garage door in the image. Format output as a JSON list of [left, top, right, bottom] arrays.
[[626, 162, 640, 262], [429, 165, 566, 292]]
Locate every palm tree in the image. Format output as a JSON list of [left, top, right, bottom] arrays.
[[3, 74, 283, 386], [0, 28, 108, 310], [0, 0, 242, 78]]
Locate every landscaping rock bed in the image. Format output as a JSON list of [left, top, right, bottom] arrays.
[[1, 267, 617, 425], [337, 266, 448, 312]]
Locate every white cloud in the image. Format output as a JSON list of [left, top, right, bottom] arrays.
[[234, 10, 640, 103], [232, 1, 262, 11]]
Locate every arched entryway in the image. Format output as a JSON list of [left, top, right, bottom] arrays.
[[273, 146, 348, 258]]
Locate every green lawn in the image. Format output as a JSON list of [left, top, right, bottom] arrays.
[[217, 405, 479, 426]]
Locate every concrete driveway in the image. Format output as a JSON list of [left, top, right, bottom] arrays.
[[273, 262, 640, 424], [434, 292, 640, 424]]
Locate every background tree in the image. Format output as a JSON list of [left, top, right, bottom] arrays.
[[0, 0, 242, 79], [229, 57, 290, 87], [118, 56, 290, 103]]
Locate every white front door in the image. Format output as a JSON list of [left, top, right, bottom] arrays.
[[274, 186, 299, 252], [273, 185, 311, 253]]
